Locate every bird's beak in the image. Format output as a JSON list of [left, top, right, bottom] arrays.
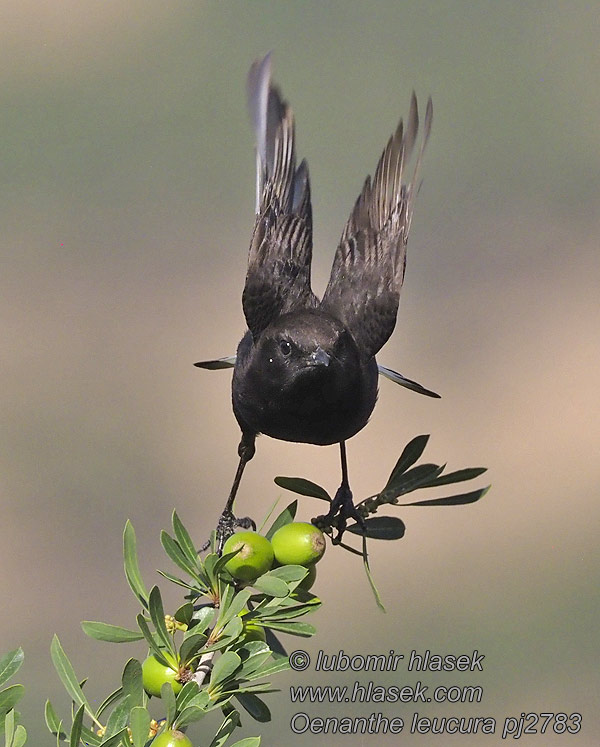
[[309, 346, 330, 367]]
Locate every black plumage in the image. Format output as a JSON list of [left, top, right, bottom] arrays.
[[196, 54, 435, 547]]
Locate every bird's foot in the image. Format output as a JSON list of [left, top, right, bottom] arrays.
[[313, 483, 366, 544], [203, 511, 256, 555]]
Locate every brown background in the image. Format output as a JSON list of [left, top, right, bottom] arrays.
[[2, 1, 598, 744]]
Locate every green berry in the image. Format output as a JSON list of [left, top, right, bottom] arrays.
[[222, 531, 274, 581], [271, 522, 326, 566], [142, 655, 184, 698], [151, 729, 193, 747]]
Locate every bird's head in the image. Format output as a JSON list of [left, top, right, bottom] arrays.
[[252, 309, 362, 397]]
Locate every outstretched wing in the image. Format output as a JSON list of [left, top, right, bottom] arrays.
[[321, 93, 433, 361], [242, 53, 317, 340]]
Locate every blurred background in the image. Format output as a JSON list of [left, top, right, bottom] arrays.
[[2, 1, 598, 744]]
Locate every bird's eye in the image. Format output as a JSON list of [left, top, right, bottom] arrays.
[[279, 340, 292, 357]]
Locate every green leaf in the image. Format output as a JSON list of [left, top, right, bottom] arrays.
[[156, 570, 197, 592], [244, 653, 290, 679], [161, 681, 177, 728], [69, 704, 84, 747], [0, 686, 24, 718], [129, 706, 151, 747], [44, 700, 66, 739], [385, 434, 429, 487], [81, 621, 143, 643], [207, 710, 241, 747], [251, 575, 289, 598], [382, 463, 444, 499], [174, 602, 195, 627], [174, 705, 210, 730], [104, 696, 130, 738], [210, 651, 241, 688], [191, 606, 217, 634], [121, 659, 144, 710], [99, 729, 129, 747], [403, 485, 491, 506], [4, 707, 16, 745], [421, 466, 487, 487], [148, 586, 176, 657], [259, 621, 316, 636], [11, 724, 27, 747], [264, 501, 298, 541], [172, 511, 200, 564], [123, 520, 149, 610], [230, 739, 261, 747], [0, 649, 24, 689], [263, 565, 306, 583], [79, 724, 101, 746], [49, 636, 100, 727], [96, 687, 124, 719], [161, 531, 201, 580], [174, 681, 201, 712], [135, 615, 170, 666], [235, 692, 271, 723], [217, 589, 252, 630], [178, 633, 208, 666], [361, 536, 386, 612], [274, 477, 331, 502], [347, 516, 406, 540]]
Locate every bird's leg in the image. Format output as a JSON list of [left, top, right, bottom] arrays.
[[214, 433, 256, 554], [316, 441, 366, 544]]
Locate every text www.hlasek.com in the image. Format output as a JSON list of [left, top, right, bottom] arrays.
[[290, 680, 482, 705]]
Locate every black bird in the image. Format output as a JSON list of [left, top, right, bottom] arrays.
[[196, 54, 436, 548]]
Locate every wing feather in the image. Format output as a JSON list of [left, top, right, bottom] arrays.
[[243, 54, 316, 339], [322, 94, 433, 360]]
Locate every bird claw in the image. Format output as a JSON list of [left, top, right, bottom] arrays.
[[313, 484, 366, 544], [211, 511, 257, 555]]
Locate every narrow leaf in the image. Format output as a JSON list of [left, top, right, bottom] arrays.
[[420, 466, 488, 487], [173, 511, 200, 565], [274, 477, 331, 502], [0, 686, 24, 716], [44, 700, 66, 739], [0, 649, 24, 688], [96, 687, 124, 719], [129, 706, 151, 747], [69, 704, 84, 747], [210, 651, 241, 688], [385, 434, 429, 486], [81, 621, 143, 643], [50, 636, 99, 727], [104, 696, 130, 738], [12, 724, 27, 747], [382, 462, 444, 499], [230, 739, 261, 747], [264, 501, 297, 541], [123, 521, 149, 610], [259, 621, 315, 636], [148, 586, 176, 656], [135, 615, 171, 666], [347, 516, 406, 540], [235, 693, 271, 723], [251, 575, 289, 598], [403, 485, 491, 506], [98, 729, 130, 747], [121, 659, 144, 710], [362, 536, 386, 612], [161, 532, 200, 579], [161, 681, 177, 728], [207, 710, 241, 747]]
